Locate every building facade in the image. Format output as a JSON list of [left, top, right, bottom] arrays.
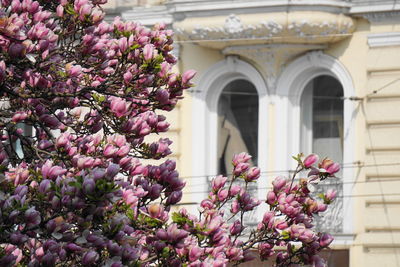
[[107, 1, 400, 266]]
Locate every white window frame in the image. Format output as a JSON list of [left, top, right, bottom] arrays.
[[275, 51, 356, 239], [191, 56, 269, 217]]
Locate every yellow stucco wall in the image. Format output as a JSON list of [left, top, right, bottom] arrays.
[[176, 14, 400, 267]]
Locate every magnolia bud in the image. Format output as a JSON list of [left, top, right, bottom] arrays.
[[319, 233, 334, 247], [303, 154, 319, 168], [82, 251, 99, 265], [326, 163, 340, 175]]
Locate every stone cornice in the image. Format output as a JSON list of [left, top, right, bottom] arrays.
[[167, 0, 352, 17], [349, 1, 400, 22], [352, 11, 400, 23], [173, 12, 355, 48]]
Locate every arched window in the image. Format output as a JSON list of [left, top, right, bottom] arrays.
[[301, 75, 344, 233], [217, 79, 259, 175], [192, 57, 268, 222], [301, 75, 344, 163]]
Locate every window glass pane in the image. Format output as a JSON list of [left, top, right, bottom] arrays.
[[312, 75, 344, 164], [309, 75, 344, 234], [217, 79, 258, 175], [301, 75, 344, 233]]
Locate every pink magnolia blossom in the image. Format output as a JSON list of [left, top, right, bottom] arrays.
[[0, 2, 335, 266]]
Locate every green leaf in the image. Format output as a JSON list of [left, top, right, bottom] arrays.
[[144, 216, 162, 228], [92, 93, 105, 103], [171, 212, 187, 224], [281, 230, 290, 240], [161, 246, 170, 258], [65, 3, 76, 15], [129, 44, 140, 51], [68, 181, 82, 189], [126, 208, 135, 220]]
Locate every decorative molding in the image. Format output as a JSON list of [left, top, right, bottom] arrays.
[[367, 32, 400, 47], [223, 14, 243, 34], [356, 11, 400, 23], [175, 17, 284, 41], [174, 12, 355, 47], [222, 44, 325, 92], [287, 20, 354, 37], [168, 0, 352, 15]]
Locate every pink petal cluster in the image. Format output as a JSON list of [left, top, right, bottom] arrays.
[[0, 1, 335, 266]]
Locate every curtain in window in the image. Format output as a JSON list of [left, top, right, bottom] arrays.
[[217, 79, 258, 175]]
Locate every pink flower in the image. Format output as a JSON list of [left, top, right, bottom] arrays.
[[110, 97, 130, 118], [232, 152, 251, 166], [318, 203, 328, 212], [266, 191, 277, 205], [68, 65, 82, 77], [5, 245, 22, 265], [143, 44, 155, 61], [56, 5, 64, 17], [189, 246, 204, 262], [274, 220, 288, 230], [230, 199, 240, 214], [212, 175, 227, 191], [122, 189, 137, 207], [303, 154, 319, 168], [217, 189, 228, 201], [229, 185, 241, 196], [123, 71, 133, 84], [41, 161, 66, 180], [272, 176, 287, 192], [233, 162, 250, 176], [262, 211, 275, 225], [25, 207, 41, 228], [200, 199, 215, 209], [326, 162, 340, 175], [325, 189, 337, 202], [229, 220, 243, 235], [156, 89, 170, 105], [319, 233, 334, 247], [119, 37, 128, 53], [182, 69, 196, 84], [103, 144, 117, 157], [148, 203, 164, 218], [82, 251, 99, 265], [245, 167, 260, 181]]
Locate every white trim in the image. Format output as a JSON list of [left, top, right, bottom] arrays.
[[168, 0, 351, 15], [121, 6, 173, 26], [350, 2, 400, 14], [367, 32, 400, 48], [191, 57, 269, 212], [275, 51, 356, 235]]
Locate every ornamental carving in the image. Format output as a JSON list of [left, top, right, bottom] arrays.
[[359, 11, 400, 22], [174, 12, 355, 45], [287, 20, 354, 37], [175, 18, 284, 40], [224, 14, 244, 35]]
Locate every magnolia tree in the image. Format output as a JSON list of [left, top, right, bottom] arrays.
[[0, 0, 340, 266]]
